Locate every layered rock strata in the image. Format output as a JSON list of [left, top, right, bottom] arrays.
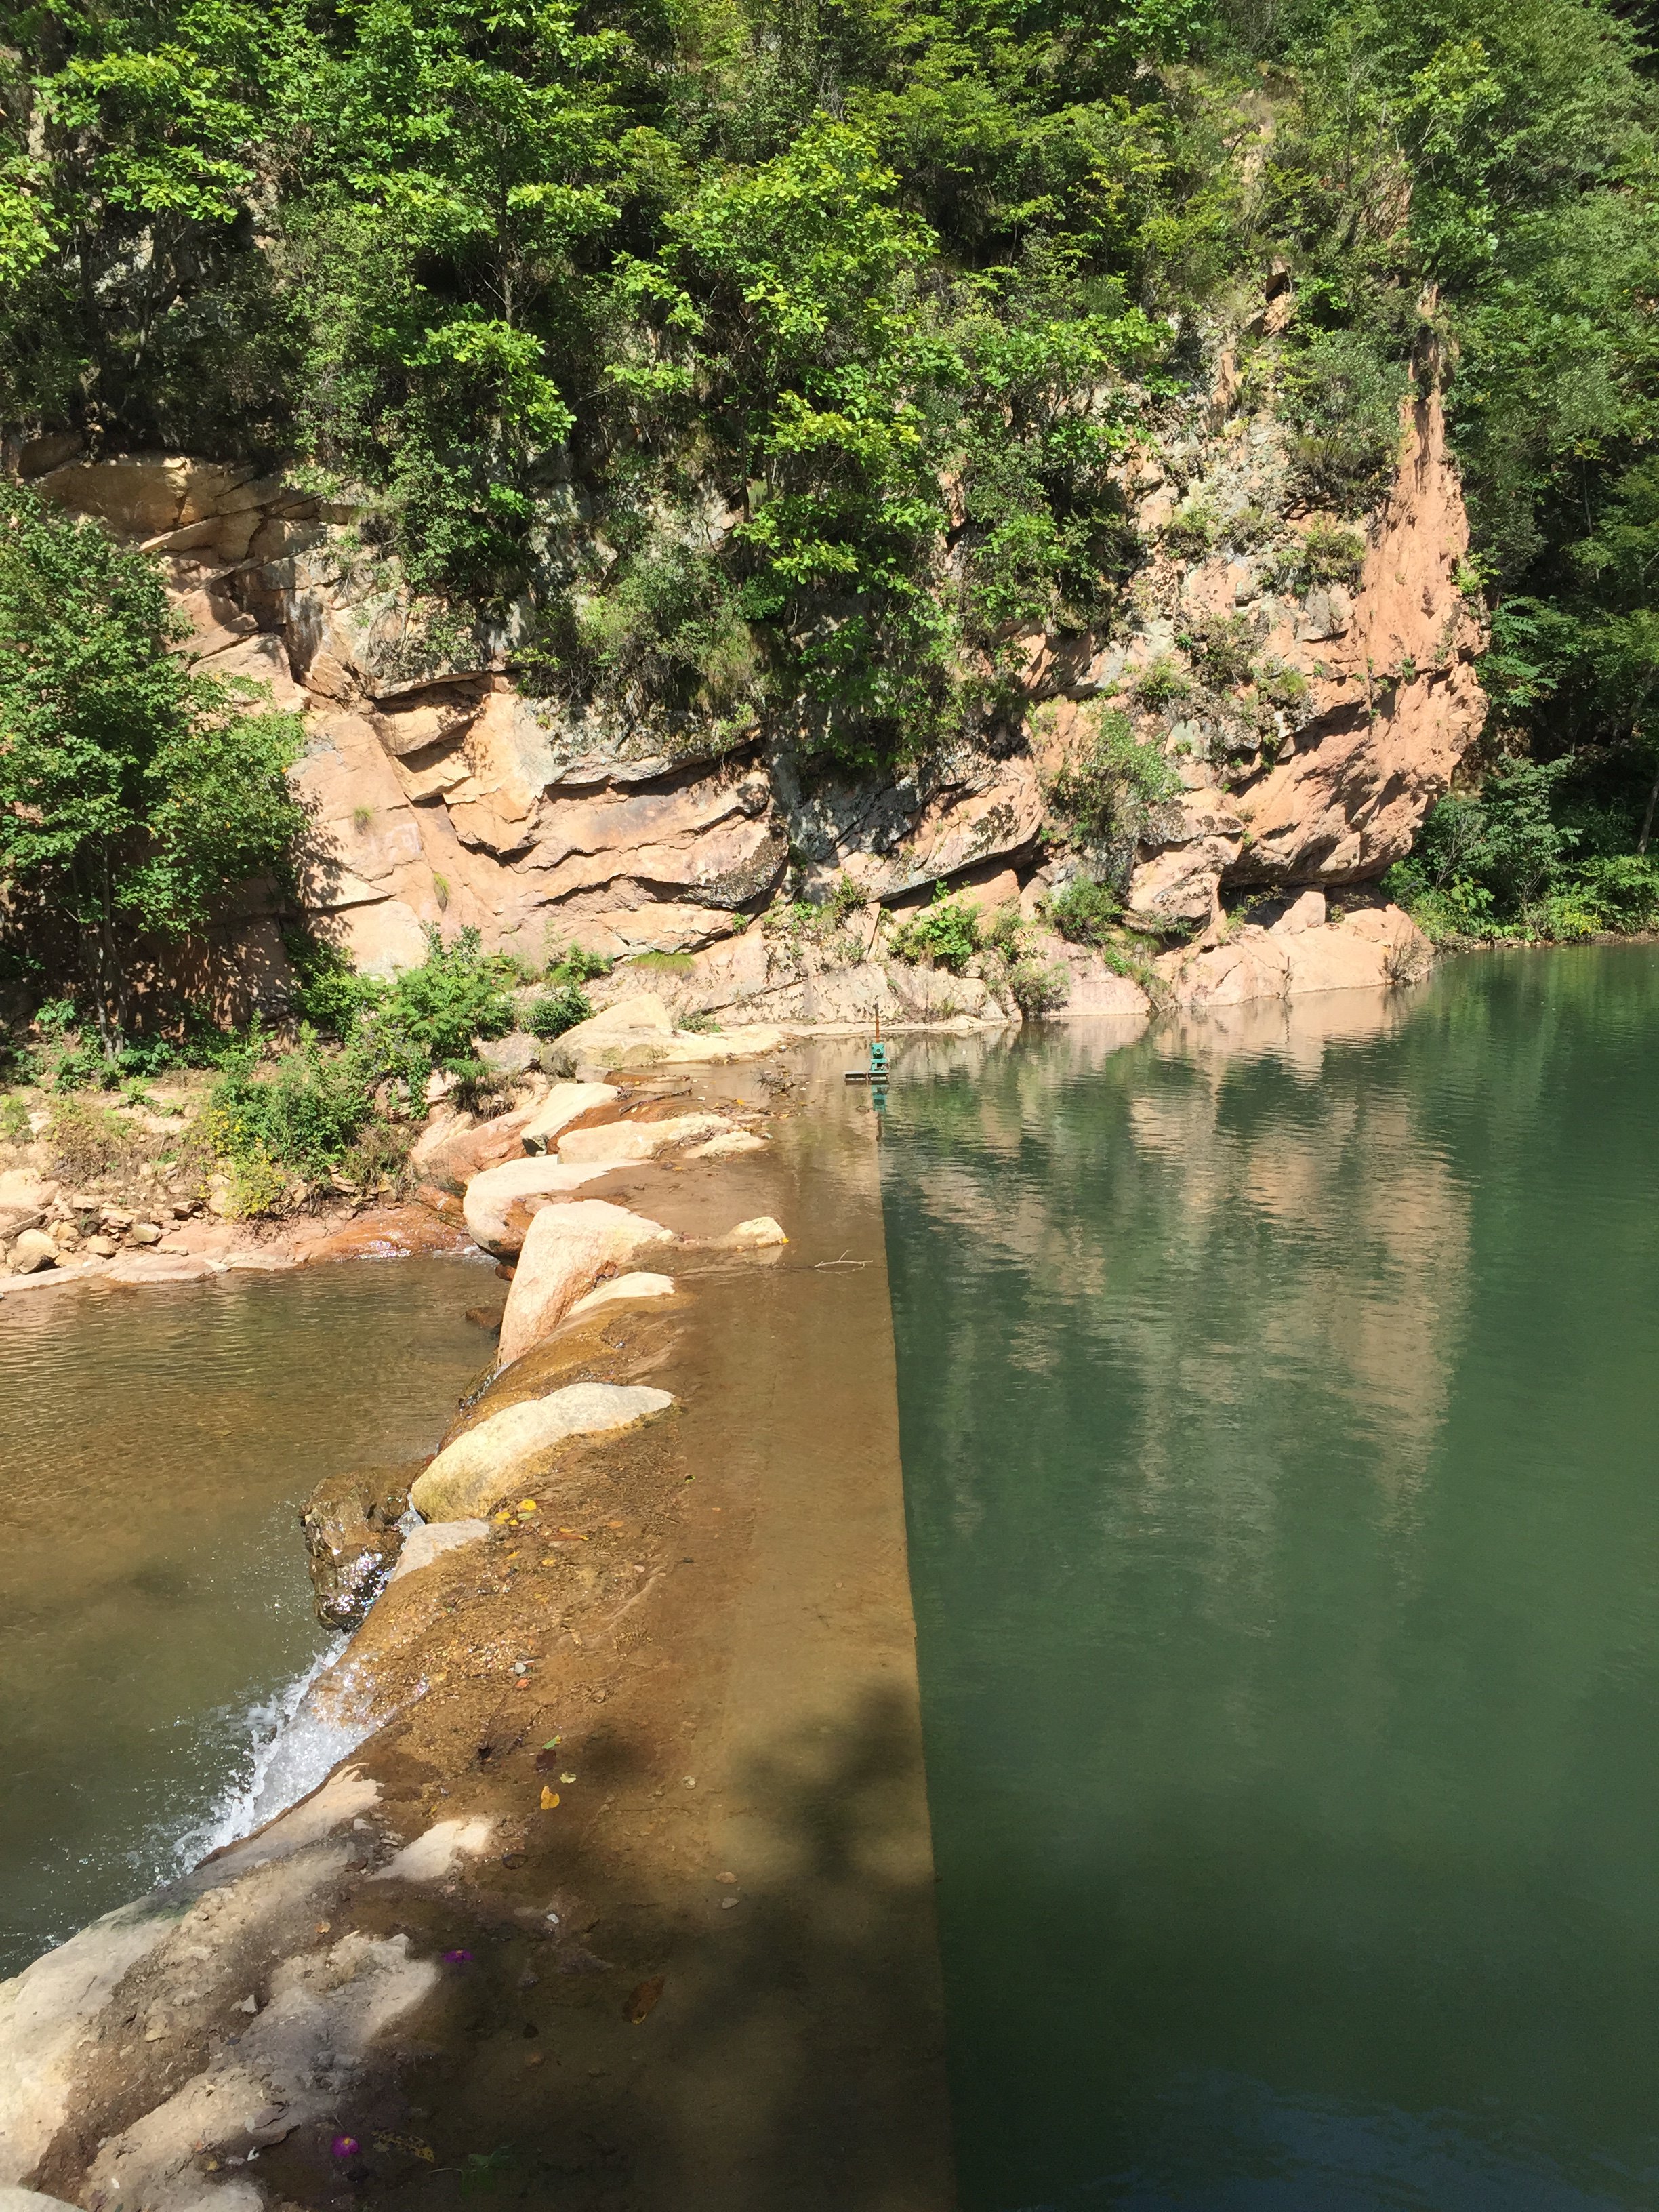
[[19, 377, 1482, 1023]]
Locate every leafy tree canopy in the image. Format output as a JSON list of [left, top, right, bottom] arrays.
[[5, 0, 1659, 832], [0, 484, 304, 1037]]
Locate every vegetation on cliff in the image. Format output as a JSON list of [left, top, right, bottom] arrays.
[[5, 0, 1659, 947], [0, 484, 305, 1031]]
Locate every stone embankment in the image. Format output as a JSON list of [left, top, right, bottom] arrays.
[[0, 1032, 951, 2212]]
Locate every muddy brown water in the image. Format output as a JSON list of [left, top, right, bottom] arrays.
[[1, 1060, 954, 2212], [0, 1256, 493, 1975]]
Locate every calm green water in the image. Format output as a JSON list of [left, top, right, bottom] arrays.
[[878, 948, 1659, 2211], [0, 1257, 489, 1975]]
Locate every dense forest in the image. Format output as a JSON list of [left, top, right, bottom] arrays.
[[4, 0, 1659, 951]]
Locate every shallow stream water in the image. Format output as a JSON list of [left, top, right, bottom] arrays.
[[879, 947, 1659, 2211], [0, 1256, 489, 1976]]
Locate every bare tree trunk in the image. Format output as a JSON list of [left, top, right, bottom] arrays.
[[1639, 725, 1659, 857], [98, 852, 123, 1059]]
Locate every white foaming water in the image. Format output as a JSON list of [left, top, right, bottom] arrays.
[[175, 1637, 372, 1870]]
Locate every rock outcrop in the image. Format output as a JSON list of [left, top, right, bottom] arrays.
[[518, 1080, 619, 1152], [556, 1111, 735, 1164], [298, 1467, 413, 1631], [497, 1200, 680, 1366], [409, 1381, 676, 1521], [460, 1157, 615, 1258], [24, 374, 1483, 1019], [1225, 394, 1483, 888], [1157, 899, 1433, 1010]]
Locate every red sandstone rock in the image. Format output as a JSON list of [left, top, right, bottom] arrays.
[[35, 398, 1483, 998]]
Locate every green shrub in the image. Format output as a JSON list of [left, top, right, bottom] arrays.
[[1004, 957, 1070, 1015], [0, 487, 305, 1039], [1533, 889, 1605, 940], [525, 985, 593, 1039], [1256, 660, 1311, 714], [335, 1115, 414, 1193], [1134, 660, 1192, 711], [50, 1036, 114, 1092], [1271, 523, 1368, 593], [629, 949, 695, 974], [888, 888, 981, 972], [1570, 853, 1659, 929], [823, 874, 867, 924], [979, 902, 1028, 957], [1382, 861, 1496, 943], [1162, 506, 1218, 561], [369, 927, 516, 1071], [1178, 613, 1258, 692], [12, 994, 254, 1090], [223, 1149, 291, 1218], [1046, 709, 1181, 846], [208, 1034, 377, 1185], [44, 1097, 145, 1183], [1047, 876, 1124, 947], [278, 926, 520, 1110], [522, 545, 758, 730], [0, 1095, 31, 1143], [1281, 331, 1410, 513], [285, 933, 385, 1038], [545, 939, 612, 985], [678, 1010, 722, 1033]]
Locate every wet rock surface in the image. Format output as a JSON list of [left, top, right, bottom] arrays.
[[0, 1058, 952, 2212], [298, 1466, 417, 1630]]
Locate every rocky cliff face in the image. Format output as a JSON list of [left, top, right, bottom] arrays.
[[23, 377, 1483, 1013]]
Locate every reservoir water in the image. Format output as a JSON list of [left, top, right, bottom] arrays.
[[879, 947, 1659, 2210], [0, 1256, 488, 1976]]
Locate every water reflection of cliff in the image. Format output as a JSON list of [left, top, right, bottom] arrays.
[[881, 984, 1470, 1582]]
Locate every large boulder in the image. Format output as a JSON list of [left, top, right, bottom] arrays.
[[712, 1216, 788, 1250], [555, 991, 789, 1071], [497, 1200, 678, 1366], [1157, 905, 1431, 1010], [554, 992, 674, 1055], [556, 1112, 735, 1164], [684, 1130, 767, 1159], [386, 1518, 490, 1583], [103, 1251, 218, 1286], [298, 1466, 412, 1629], [0, 1171, 56, 1212], [8, 1230, 57, 1274], [589, 1023, 787, 1069], [410, 1101, 543, 1187], [462, 1157, 615, 1257], [519, 1081, 619, 1153], [1044, 941, 1153, 1021], [563, 1271, 678, 1322], [410, 1382, 675, 1520]]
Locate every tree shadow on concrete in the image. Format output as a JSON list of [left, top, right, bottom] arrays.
[[272, 1682, 954, 2212]]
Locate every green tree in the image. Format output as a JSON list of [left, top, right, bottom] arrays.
[[0, 486, 304, 1042]]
